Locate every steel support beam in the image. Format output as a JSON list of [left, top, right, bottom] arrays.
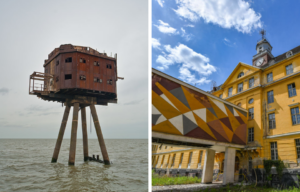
[[51, 105, 71, 163], [81, 106, 89, 161], [68, 103, 79, 165], [90, 104, 110, 165]]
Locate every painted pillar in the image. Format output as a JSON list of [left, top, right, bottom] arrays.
[[201, 149, 215, 184], [90, 104, 110, 165], [51, 105, 71, 163], [81, 106, 89, 161], [223, 147, 236, 185], [68, 103, 79, 165]]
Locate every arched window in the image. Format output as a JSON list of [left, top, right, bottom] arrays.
[[237, 72, 244, 78], [248, 98, 254, 104], [237, 103, 241, 107]]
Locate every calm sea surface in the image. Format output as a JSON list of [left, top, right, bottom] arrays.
[[0, 139, 148, 192]]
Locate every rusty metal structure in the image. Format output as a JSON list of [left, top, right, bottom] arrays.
[[29, 44, 123, 165]]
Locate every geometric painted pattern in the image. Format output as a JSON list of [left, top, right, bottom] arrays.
[[152, 73, 247, 145]]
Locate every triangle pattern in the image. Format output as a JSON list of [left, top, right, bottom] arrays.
[[193, 108, 206, 123], [235, 108, 247, 118], [152, 120, 182, 136], [193, 112, 217, 140], [169, 86, 191, 109], [224, 103, 234, 115], [152, 104, 161, 115], [232, 134, 246, 145], [182, 113, 198, 135], [207, 107, 217, 118], [225, 105, 241, 132], [185, 127, 216, 141], [209, 98, 228, 119], [210, 98, 228, 116], [233, 108, 239, 116], [152, 114, 161, 125], [219, 117, 233, 131], [235, 110, 248, 124], [169, 115, 184, 134], [161, 94, 179, 111], [219, 120, 234, 142], [207, 120, 230, 142], [206, 108, 218, 122], [209, 124, 229, 143], [181, 86, 206, 110], [156, 114, 167, 125], [234, 124, 247, 143]]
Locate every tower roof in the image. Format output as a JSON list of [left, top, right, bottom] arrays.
[[256, 38, 272, 50]]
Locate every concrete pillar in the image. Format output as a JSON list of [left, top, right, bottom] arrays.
[[68, 103, 79, 165], [90, 104, 110, 165], [81, 106, 89, 161], [51, 105, 71, 163], [201, 149, 215, 184], [223, 147, 236, 185]]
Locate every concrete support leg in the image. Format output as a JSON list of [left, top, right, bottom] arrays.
[[51, 105, 71, 163], [68, 103, 79, 165], [81, 106, 89, 161], [90, 104, 110, 165], [223, 147, 236, 185], [202, 149, 215, 184]]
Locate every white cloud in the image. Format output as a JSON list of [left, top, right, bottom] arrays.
[[154, 20, 178, 34], [174, 0, 262, 33], [152, 38, 161, 49], [185, 24, 195, 27], [181, 27, 192, 41], [156, 0, 164, 7], [223, 37, 236, 47], [156, 44, 216, 85]]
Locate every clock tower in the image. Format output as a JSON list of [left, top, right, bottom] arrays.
[[252, 30, 274, 67]]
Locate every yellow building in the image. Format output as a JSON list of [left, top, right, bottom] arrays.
[[152, 38, 300, 177]]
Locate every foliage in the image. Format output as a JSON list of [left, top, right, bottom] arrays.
[[152, 170, 201, 186], [194, 185, 299, 192], [263, 159, 285, 179]]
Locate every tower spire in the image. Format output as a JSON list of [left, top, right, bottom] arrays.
[[259, 29, 266, 40]]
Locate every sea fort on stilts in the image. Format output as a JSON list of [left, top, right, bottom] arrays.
[[29, 44, 124, 165]]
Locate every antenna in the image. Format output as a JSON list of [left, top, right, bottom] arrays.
[[259, 29, 266, 40], [210, 80, 216, 91]]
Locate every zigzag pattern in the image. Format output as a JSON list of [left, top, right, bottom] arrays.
[[152, 74, 247, 145]]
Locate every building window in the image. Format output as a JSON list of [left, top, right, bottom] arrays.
[[288, 83, 296, 97], [65, 57, 72, 63], [79, 75, 86, 80], [198, 151, 203, 168], [286, 64, 293, 75], [267, 90, 274, 103], [237, 103, 241, 107], [65, 74, 72, 80], [269, 113, 276, 129], [296, 139, 300, 159], [248, 127, 254, 142], [267, 72, 273, 83], [179, 153, 184, 168], [228, 87, 233, 96], [94, 61, 100, 66], [219, 94, 223, 99], [106, 64, 112, 69], [238, 83, 243, 93], [171, 154, 176, 168], [248, 108, 254, 120], [238, 72, 244, 78], [248, 98, 254, 104], [80, 58, 86, 63], [291, 107, 300, 125], [56, 60, 59, 65], [270, 142, 278, 160], [187, 152, 193, 169], [249, 77, 254, 88], [107, 79, 113, 85], [94, 77, 102, 83]]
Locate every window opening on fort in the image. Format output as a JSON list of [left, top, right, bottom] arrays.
[[249, 108, 254, 119], [65, 57, 72, 63], [188, 152, 193, 169], [56, 60, 59, 65], [269, 113, 276, 129], [238, 72, 244, 78], [295, 139, 300, 159], [291, 107, 300, 125], [94, 61, 100, 66], [267, 72, 273, 83], [106, 64, 112, 69], [228, 87, 233, 96], [80, 58, 86, 63], [270, 142, 278, 160], [56, 76, 59, 82], [80, 75, 86, 80], [286, 64, 293, 75], [248, 98, 254, 104], [179, 153, 184, 168], [288, 83, 296, 97], [65, 74, 72, 80], [238, 82, 243, 92], [248, 127, 254, 142], [107, 79, 113, 85], [249, 77, 254, 88], [267, 90, 274, 103]]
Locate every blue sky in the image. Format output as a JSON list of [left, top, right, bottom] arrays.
[[152, 0, 300, 91]]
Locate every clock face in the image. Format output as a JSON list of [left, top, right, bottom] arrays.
[[256, 58, 264, 66]]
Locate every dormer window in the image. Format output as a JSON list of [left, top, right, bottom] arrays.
[[237, 72, 244, 78]]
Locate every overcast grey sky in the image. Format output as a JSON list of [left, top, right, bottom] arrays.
[[0, 0, 148, 139]]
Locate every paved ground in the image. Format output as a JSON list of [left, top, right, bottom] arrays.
[[152, 181, 224, 192]]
